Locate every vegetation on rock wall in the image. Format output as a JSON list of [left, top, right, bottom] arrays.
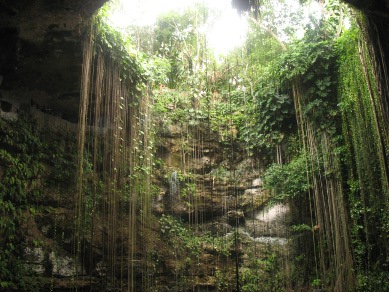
[[0, 115, 78, 290], [337, 24, 389, 291], [261, 6, 388, 291], [1, 0, 389, 291], [0, 117, 43, 289], [75, 14, 154, 290], [77, 1, 389, 290]]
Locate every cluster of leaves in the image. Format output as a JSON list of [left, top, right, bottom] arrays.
[[206, 0, 315, 159], [153, 89, 192, 124], [152, 88, 210, 141], [93, 8, 147, 93], [240, 84, 295, 153], [0, 116, 44, 289], [159, 214, 202, 256], [0, 115, 80, 289], [263, 153, 310, 203], [152, 5, 208, 88], [43, 133, 78, 189], [158, 214, 234, 267], [336, 26, 389, 291], [240, 253, 284, 292], [274, 24, 340, 132], [0, 117, 45, 197], [208, 85, 246, 143], [143, 57, 172, 86], [158, 214, 238, 292]]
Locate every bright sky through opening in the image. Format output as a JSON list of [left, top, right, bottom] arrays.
[[108, 0, 247, 56]]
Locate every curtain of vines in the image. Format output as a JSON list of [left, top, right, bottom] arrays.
[[278, 25, 356, 290], [337, 25, 389, 291], [292, 80, 355, 291], [75, 23, 153, 291]]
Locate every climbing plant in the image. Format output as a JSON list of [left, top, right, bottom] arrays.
[[0, 114, 80, 290], [264, 153, 310, 202], [93, 5, 147, 92], [0, 116, 45, 289], [337, 24, 389, 291], [240, 83, 295, 157]]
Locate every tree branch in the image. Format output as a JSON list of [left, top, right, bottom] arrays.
[[248, 16, 287, 51]]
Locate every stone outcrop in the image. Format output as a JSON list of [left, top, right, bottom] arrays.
[[153, 122, 269, 222], [24, 247, 84, 277]]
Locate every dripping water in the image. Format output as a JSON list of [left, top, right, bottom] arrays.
[[169, 171, 180, 200]]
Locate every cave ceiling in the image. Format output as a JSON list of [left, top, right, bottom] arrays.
[[0, 0, 108, 122]]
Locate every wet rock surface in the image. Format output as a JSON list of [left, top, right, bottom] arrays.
[[23, 247, 85, 277], [154, 123, 271, 224], [244, 204, 290, 238], [24, 247, 46, 275]]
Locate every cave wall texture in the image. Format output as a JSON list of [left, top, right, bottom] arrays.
[[0, 0, 107, 122]]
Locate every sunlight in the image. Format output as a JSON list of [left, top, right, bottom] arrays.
[[107, 0, 247, 55], [108, 0, 194, 27], [207, 8, 247, 56], [295, 3, 320, 39]]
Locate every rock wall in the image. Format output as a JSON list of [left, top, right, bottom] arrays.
[[153, 122, 269, 220], [0, 107, 290, 290], [149, 120, 290, 290], [0, 2, 292, 289], [0, 0, 108, 123]]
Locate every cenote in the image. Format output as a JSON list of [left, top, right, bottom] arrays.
[[0, 0, 388, 291]]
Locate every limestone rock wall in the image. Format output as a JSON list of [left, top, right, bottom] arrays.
[[0, 0, 108, 123], [153, 122, 269, 222]]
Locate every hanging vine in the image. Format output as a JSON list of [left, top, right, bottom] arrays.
[[337, 24, 389, 291], [74, 10, 153, 290]]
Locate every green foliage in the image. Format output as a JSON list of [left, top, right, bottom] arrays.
[[0, 116, 45, 289], [264, 154, 310, 202], [245, 22, 285, 75], [240, 84, 295, 152], [215, 268, 231, 291], [240, 252, 284, 292], [0, 117, 44, 205], [158, 213, 236, 289], [0, 256, 26, 290], [95, 2, 388, 290], [152, 86, 210, 143], [208, 86, 245, 142], [275, 24, 339, 131], [0, 115, 80, 289], [159, 215, 202, 257], [93, 7, 147, 92], [311, 278, 322, 288], [356, 271, 389, 292], [337, 25, 389, 290], [153, 6, 208, 88], [290, 224, 312, 233], [44, 133, 78, 189], [144, 56, 171, 85]]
